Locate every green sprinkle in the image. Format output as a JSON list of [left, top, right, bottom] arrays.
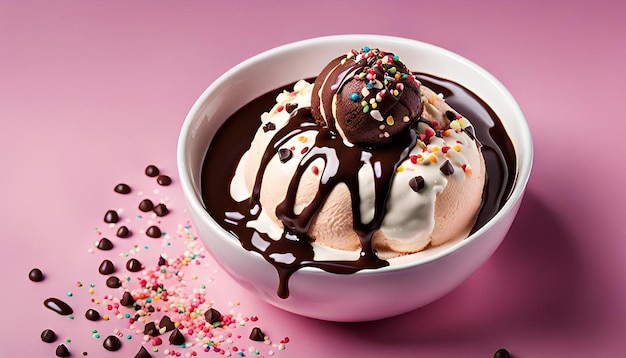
[[66, 338, 71, 343], [67, 292, 73, 297], [94, 333, 100, 339]]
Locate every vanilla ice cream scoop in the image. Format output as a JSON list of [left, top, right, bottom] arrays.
[[230, 48, 486, 260]]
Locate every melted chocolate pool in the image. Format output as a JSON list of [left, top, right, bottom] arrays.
[[201, 75, 517, 298]]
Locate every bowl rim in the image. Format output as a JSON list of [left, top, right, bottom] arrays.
[[177, 34, 534, 274]]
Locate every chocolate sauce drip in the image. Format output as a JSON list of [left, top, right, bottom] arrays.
[[201, 75, 517, 298], [243, 107, 411, 297]]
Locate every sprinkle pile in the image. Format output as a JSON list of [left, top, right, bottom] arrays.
[[31, 164, 290, 357]]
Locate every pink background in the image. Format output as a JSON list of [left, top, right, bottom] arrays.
[[1, 1, 625, 357]]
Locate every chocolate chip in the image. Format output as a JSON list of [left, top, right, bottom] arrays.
[[144, 321, 159, 336], [126, 258, 142, 272], [146, 225, 162, 238], [104, 210, 119, 224], [116, 225, 131, 238], [41, 329, 57, 343], [262, 122, 276, 132], [158, 255, 167, 266], [44, 297, 73, 316], [114, 183, 131, 194], [98, 259, 115, 275], [153, 203, 168, 217], [278, 148, 293, 163], [103, 335, 121, 351], [29, 268, 44, 282], [120, 291, 135, 307], [249, 327, 265, 342], [156, 175, 171, 186], [134, 346, 152, 358], [106, 276, 122, 288], [439, 160, 454, 176], [139, 199, 154, 212], [145, 165, 160, 177], [159, 315, 175, 333], [204, 308, 222, 324], [56, 343, 70, 357], [285, 103, 298, 113], [494, 348, 512, 358], [85, 308, 101, 321], [445, 110, 457, 121], [168, 328, 185, 345], [408, 176, 425, 192], [97, 238, 114, 250]]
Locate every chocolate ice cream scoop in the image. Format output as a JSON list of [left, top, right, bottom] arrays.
[[311, 47, 422, 146]]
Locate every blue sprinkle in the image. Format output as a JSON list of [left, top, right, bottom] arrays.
[[350, 92, 359, 102], [366, 83, 373, 89], [363, 46, 370, 52]]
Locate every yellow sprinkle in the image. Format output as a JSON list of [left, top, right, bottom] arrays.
[[386, 116, 394, 125], [297, 135, 307, 143], [429, 154, 438, 163], [417, 140, 426, 149], [450, 121, 461, 130], [89, 288, 95, 294], [428, 96, 437, 105], [103, 315, 109, 321], [393, 90, 399, 96], [430, 146, 440, 153], [459, 117, 470, 128], [397, 165, 405, 172], [453, 144, 462, 152], [371, 102, 377, 109], [192, 274, 197, 280]]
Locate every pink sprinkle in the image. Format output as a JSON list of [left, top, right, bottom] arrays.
[[424, 128, 435, 141], [330, 84, 339, 91]]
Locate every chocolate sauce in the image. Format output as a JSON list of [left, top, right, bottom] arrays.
[[201, 75, 517, 298]]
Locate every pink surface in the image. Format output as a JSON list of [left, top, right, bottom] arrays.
[[1, 1, 624, 356]]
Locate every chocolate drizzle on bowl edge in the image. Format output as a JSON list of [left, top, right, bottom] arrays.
[[201, 74, 516, 299]]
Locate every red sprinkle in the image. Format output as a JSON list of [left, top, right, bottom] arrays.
[[277, 105, 284, 112], [311, 166, 319, 175], [441, 146, 450, 153], [300, 147, 309, 154], [410, 155, 418, 164]]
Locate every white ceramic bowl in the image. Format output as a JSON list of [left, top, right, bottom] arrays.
[[177, 34, 533, 322]]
